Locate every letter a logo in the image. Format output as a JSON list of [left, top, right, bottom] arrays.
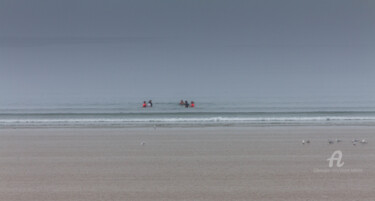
[[327, 150, 344, 168]]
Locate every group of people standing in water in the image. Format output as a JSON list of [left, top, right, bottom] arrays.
[[142, 100, 195, 108], [179, 100, 195, 108], [142, 100, 153, 108]]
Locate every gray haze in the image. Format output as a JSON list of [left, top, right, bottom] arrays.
[[1, 0, 375, 103]]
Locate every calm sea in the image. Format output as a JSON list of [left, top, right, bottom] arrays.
[[1, 96, 375, 127]]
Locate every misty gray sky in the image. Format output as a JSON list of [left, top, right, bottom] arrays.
[[1, 0, 375, 102]]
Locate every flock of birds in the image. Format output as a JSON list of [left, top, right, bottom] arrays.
[[302, 138, 368, 146], [141, 139, 368, 147]]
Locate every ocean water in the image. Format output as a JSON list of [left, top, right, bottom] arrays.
[[1, 97, 375, 128]]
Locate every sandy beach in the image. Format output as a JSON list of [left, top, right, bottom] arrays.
[[0, 126, 374, 201]]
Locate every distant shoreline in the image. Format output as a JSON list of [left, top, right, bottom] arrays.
[[3, 122, 375, 129]]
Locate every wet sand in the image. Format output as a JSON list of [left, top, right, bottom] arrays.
[[0, 126, 374, 201]]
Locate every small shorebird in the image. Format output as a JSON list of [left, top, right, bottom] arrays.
[[360, 139, 367, 144], [140, 141, 146, 146], [352, 139, 359, 143], [335, 139, 341, 143], [302, 140, 310, 145], [328, 139, 334, 144]]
